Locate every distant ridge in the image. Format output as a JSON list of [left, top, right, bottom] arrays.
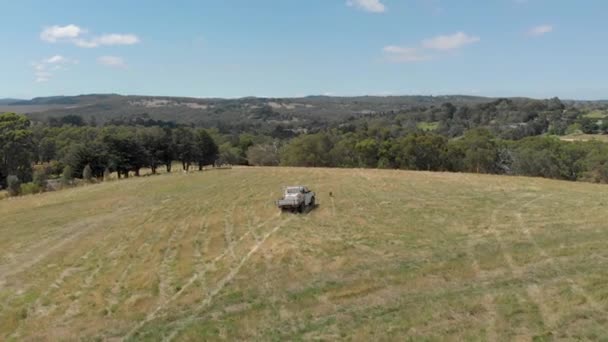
[[0, 93, 605, 128], [0, 98, 24, 105]]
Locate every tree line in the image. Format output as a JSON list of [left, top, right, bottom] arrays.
[[1, 112, 219, 193], [274, 128, 608, 183], [4, 102, 608, 197]]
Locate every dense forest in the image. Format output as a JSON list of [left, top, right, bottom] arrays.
[[3, 95, 608, 196]]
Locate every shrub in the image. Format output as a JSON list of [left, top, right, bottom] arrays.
[[48, 160, 64, 176], [32, 169, 48, 190], [103, 168, 112, 181], [20, 182, 41, 195], [246, 144, 280, 166], [83, 164, 93, 182], [6, 175, 21, 196], [61, 166, 73, 186]]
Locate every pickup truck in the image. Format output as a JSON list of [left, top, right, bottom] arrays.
[[277, 186, 316, 213]]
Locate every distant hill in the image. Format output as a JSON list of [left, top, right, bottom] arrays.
[[0, 98, 24, 105], [1, 93, 606, 133], [1, 93, 497, 125]]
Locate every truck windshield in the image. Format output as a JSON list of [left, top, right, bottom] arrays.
[[286, 188, 301, 194]]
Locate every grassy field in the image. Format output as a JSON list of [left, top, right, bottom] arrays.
[[560, 133, 608, 142], [416, 121, 440, 131], [583, 110, 608, 119], [2, 167, 608, 340]]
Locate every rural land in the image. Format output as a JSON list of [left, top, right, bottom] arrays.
[[2, 167, 608, 340], [2, 93, 608, 340]]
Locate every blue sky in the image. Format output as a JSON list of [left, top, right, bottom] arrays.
[[1, 0, 607, 99]]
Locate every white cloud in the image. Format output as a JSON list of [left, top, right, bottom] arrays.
[[384, 31, 480, 63], [528, 25, 553, 37], [41, 25, 140, 48], [98, 56, 127, 68], [383, 46, 430, 62], [75, 34, 140, 48], [73, 39, 99, 48], [32, 55, 75, 83], [347, 0, 386, 13], [35, 70, 51, 83], [40, 24, 85, 42], [422, 32, 480, 51], [44, 55, 67, 64]]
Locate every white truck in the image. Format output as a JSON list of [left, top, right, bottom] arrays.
[[276, 186, 316, 213]]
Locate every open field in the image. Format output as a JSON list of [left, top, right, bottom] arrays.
[[583, 110, 608, 119], [560, 133, 608, 142], [416, 121, 440, 131], [2, 167, 608, 340]]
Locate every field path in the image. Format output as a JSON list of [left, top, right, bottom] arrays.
[[163, 216, 293, 341], [123, 213, 291, 341], [514, 196, 607, 318], [0, 211, 122, 288]]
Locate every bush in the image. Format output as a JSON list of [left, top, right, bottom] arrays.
[[32, 169, 48, 190], [6, 175, 21, 196], [48, 160, 64, 176], [103, 168, 112, 181], [83, 164, 93, 182], [246, 144, 280, 166], [20, 182, 41, 195], [61, 166, 73, 186]]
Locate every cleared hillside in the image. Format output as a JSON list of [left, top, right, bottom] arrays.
[[1, 167, 608, 340]]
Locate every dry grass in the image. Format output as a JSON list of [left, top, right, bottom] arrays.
[[560, 133, 608, 143], [1, 167, 608, 340]]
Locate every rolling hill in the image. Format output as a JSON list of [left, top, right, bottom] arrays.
[[1, 167, 608, 340], [0, 94, 496, 126]]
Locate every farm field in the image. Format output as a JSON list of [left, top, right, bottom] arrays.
[[560, 133, 608, 143], [2, 167, 608, 340]]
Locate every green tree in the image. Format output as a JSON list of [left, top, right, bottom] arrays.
[[64, 143, 108, 179], [101, 127, 145, 177], [173, 127, 196, 171], [137, 127, 172, 174], [456, 128, 501, 174], [280, 133, 332, 167], [195, 129, 219, 170], [355, 138, 379, 168], [580, 117, 599, 134], [328, 134, 358, 168], [246, 143, 280, 166], [37, 137, 56, 163], [0, 113, 34, 187], [392, 133, 448, 171], [218, 143, 244, 165]]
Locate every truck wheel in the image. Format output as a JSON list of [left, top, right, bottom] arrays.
[[298, 203, 304, 213], [310, 197, 315, 207]]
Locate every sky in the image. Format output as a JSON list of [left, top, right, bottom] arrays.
[[1, 0, 607, 100]]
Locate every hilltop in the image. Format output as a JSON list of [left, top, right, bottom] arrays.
[[1, 167, 608, 340]]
